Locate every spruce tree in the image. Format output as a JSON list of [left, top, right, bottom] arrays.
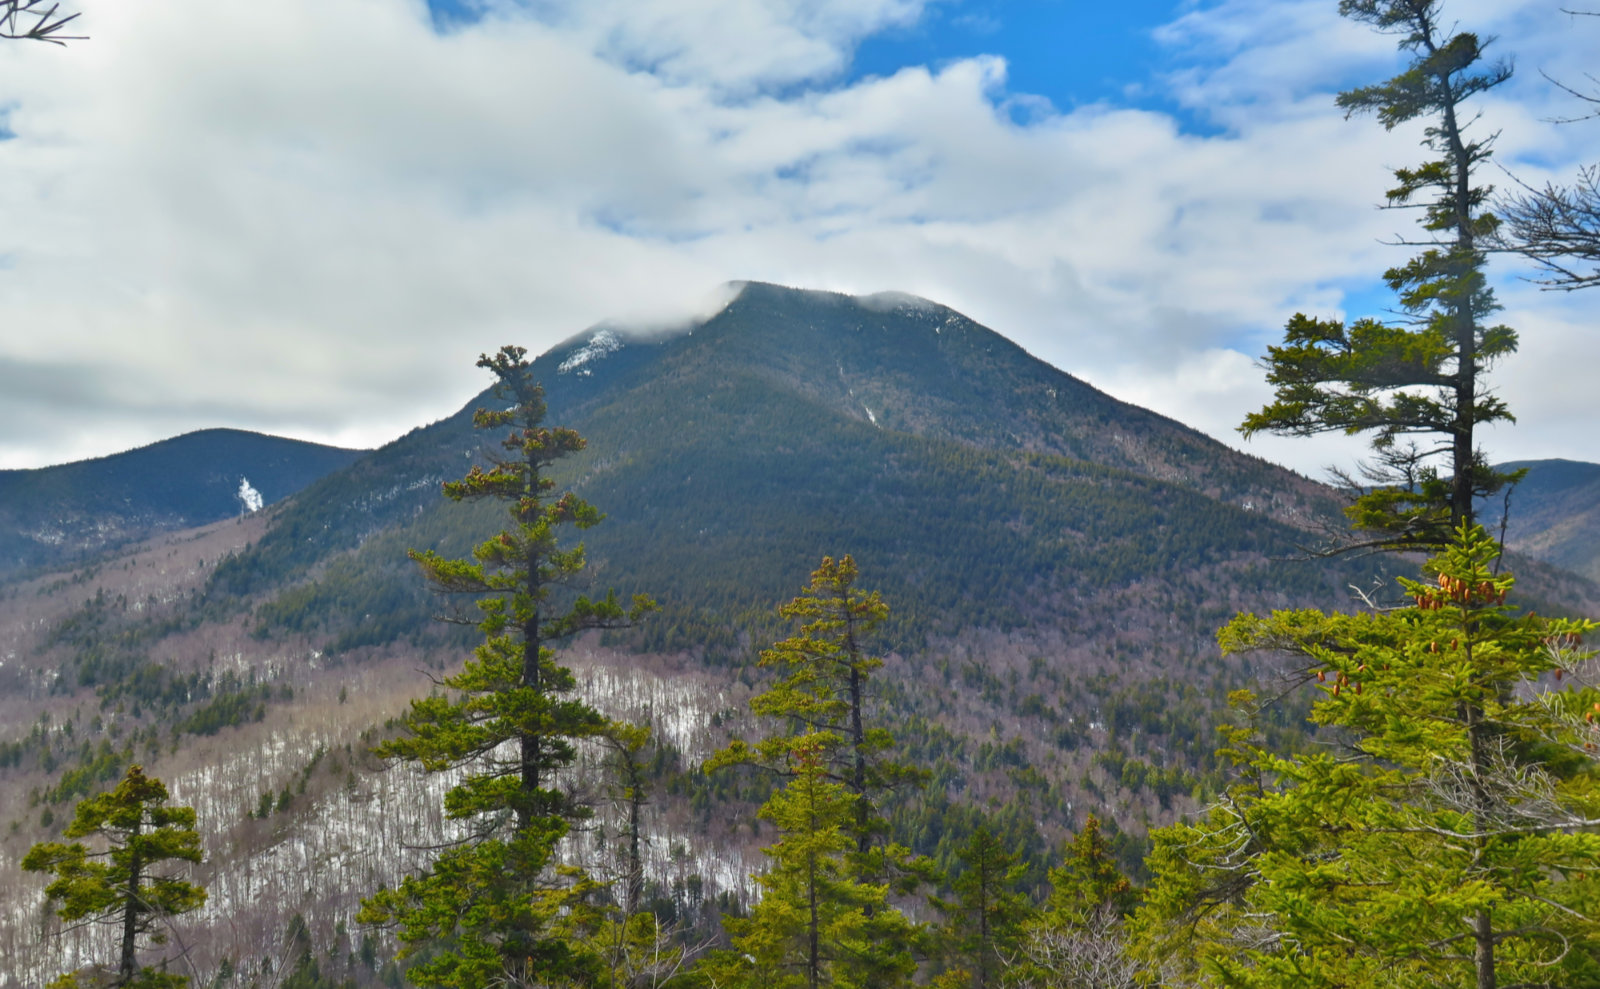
[[1039, 815, 1132, 928], [928, 826, 1031, 989], [22, 765, 206, 989], [358, 345, 653, 989], [1007, 816, 1137, 989], [700, 558, 924, 988], [587, 720, 702, 989], [709, 555, 926, 873], [1241, 0, 1516, 550], [699, 734, 919, 989], [1136, 527, 1600, 988]]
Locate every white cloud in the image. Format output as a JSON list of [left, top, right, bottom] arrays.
[[0, 0, 1594, 479]]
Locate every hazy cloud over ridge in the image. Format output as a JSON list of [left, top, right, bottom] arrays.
[[0, 0, 1593, 475]]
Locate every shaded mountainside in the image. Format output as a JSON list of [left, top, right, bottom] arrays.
[[0, 429, 368, 578], [211, 282, 1352, 655], [1496, 459, 1600, 584]]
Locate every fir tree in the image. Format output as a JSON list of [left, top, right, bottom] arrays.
[[1241, 0, 1516, 549], [928, 826, 1031, 989], [587, 720, 703, 989], [1007, 815, 1137, 989], [709, 555, 926, 875], [599, 719, 654, 920], [699, 734, 919, 989], [22, 765, 206, 989], [700, 558, 926, 988], [1040, 815, 1133, 928], [358, 345, 653, 989], [1137, 527, 1600, 988]]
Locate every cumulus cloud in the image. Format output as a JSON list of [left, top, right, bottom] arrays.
[[0, 0, 1593, 478]]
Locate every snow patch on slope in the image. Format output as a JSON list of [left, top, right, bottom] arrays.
[[238, 477, 264, 513], [559, 328, 624, 374]]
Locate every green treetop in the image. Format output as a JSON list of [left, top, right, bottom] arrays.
[[1005, 815, 1137, 989], [1040, 814, 1133, 929], [927, 825, 1032, 989], [1242, 0, 1516, 550], [359, 345, 653, 989], [1136, 526, 1600, 988], [22, 765, 206, 989], [709, 555, 926, 868]]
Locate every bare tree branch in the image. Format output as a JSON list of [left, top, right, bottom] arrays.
[[1496, 165, 1600, 290], [0, 0, 82, 44]]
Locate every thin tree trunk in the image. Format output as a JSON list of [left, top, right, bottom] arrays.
[[808, 847, 820, 989], [520, 455, 543, 834], [119, 822, 142, 986], [627, 765, 643, 917], [1426, 21, 1478, 533], [843, 592, 869, 861]]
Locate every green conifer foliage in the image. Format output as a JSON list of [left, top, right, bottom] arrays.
[[357, 346, 653, 988], [1137, 527, 1600, 988], [700, 734, 919, 989], [928, 825, 1032, 989], [22, 765, 206, 989], [709, 555, 927, 867], [1004, 815, 1137, 989], [1040, 814, 1133, 928], [1241, 0, 1516, 549]]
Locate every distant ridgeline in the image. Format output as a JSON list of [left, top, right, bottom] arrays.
[[0, 429, 367, 578], [1488, 459, 1600, 585], [206, 281, 1377, 658]]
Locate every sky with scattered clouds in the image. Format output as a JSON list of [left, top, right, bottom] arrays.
[[0, 0, 1594, 478]]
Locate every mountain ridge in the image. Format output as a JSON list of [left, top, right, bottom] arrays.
[[1493, 458, 1600, 583], [0, 427, 369, 578], [206, 281, 1355, 655]]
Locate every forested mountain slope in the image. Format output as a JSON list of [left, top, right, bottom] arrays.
[[3, 282, 1591, 985], [0, 428, 367, 578], [207, 282, 1352, 655], [1495, 458, 1600, 583]]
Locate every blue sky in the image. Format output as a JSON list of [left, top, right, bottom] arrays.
[[0, 0, 1594, 475], [852, 1, 1182, 110]]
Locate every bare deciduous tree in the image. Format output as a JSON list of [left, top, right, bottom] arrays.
[[1499, 164, 1600, 291], [1496, 9, 1600, 290], [1005, 904, 1139, 989]]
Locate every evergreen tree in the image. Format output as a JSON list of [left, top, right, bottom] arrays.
[[588, 720, 702, 989], [1039, 815, 1133, 928], [22, 765, 206, 989], [1136, 527, 1600, 988], [709, 555, 926, 874], [358, 345, 653, 988], [1241, 0, 1516, 549], [700, 559, 926, 988], [699, 734, 919, 989], [599, 720, 654, 920], [1007, 816, 1136, 989], [928, 826, 1031, 989]]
